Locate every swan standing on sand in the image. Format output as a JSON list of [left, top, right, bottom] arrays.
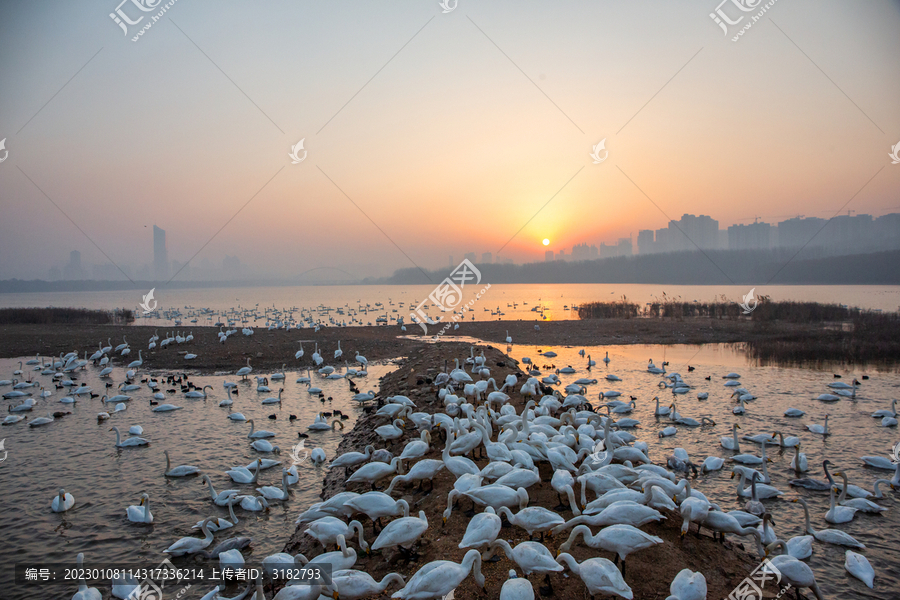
[[764, 542, 826, 600], [110, 426, 148, 447], [663, 568, 707, 600], [332, 569, 405, 599], [126, 493, 153, 523], [392, 549, 484, 599], [558, 524, 662, 576], [555, 553, 632, 599], [51, 488, 75, 512]]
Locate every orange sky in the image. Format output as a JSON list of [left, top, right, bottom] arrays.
[[1, 0, 898, 280]]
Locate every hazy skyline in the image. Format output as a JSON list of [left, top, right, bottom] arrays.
[[1, 0, 899, 282]]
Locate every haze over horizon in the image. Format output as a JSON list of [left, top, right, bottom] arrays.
[[1, 0, 899, 283]]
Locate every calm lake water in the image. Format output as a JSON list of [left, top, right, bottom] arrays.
[[1, 339, 898, 599], [0, 284, 897, 326]]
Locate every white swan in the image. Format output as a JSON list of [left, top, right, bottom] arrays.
[[791, 498, 865, 548], [257, 468, 291, 501], [226, 459, 263, 483], [721, 424, 740, 451], [238, 494, 270, 512], [237, 358, 253, 379], [764, 542, 825, 600], [558, 524, 661, 576], [184, 385, 213, 399], [392, 549, 484, 599], [201, 475, 239, 506], [194, 498, 238, 532], [51, 488, 75, 512], [845, 550, 875, 589], [556, 553, 632, 599], [165, 450, 201, 476], [163, 517, 216, 555], [247, 419, 275, 439], [806, 414, 829, 435], [332, 569, 405, 600], [110, 426, 148, 447], [152, 403, 182, 412], [834, 471, 887, 513], [262, 389, 284, 405], [330, 445, 374, 470], [28, 412, 54, 427], [126, 493, 154, 523], [459, 506, 501, 550], [663, 568, 706, 600], [497, 506, 565, 539], [72, 553, 102, 600], [372, 510, 429, 551]]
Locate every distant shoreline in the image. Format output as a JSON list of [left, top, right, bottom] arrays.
[[5, 249, 900, 293]]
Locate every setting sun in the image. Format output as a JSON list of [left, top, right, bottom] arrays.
[[542, 239, 550, 246]]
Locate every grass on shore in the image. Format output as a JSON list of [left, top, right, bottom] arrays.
[[0, 307, 134, 325]]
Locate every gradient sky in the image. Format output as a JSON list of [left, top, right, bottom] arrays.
[[1, 0, 899, 281]]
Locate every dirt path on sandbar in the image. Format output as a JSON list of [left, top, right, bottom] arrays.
[[282, 342, 766, 600]]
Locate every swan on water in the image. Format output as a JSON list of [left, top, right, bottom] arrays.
[[51, 488, 75, 512], [126, 493, 153, 523]]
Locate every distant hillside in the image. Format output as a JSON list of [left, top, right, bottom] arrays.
[[382, 249, 900, 285]]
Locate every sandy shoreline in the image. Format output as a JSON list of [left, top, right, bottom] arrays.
[[282, 342, 763, 600], [0, 318, 801, 371]]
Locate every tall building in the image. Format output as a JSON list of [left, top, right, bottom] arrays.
[[637, 230, 655, 254], [464, 252, 476, 264], [153, 225, 168, 280], [63, 250, 84, 280], [545, 250, 555, 262], [571, 243, 598, 261], [728, 222, 771, 250]]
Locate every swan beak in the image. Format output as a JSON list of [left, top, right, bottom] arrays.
[[333, 593, 340, 600], [791, 498, 798, 503], [672, 495, 678, 502], [442, 517, 447, 524], [730, 472, 735, 479]]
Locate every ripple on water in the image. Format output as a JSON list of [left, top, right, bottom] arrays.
[[0, 358, 395, 599]]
